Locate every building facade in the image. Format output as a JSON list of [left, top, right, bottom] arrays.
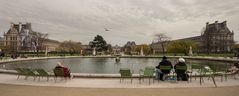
[[41, 39, 60, 52], [0, 37, 4, 47], [202, 21, 234, 53], [150, 41, 168, 54], [151, 21, 234, 53], [112, 45, 121, 55], [2, 22, 60, 53]]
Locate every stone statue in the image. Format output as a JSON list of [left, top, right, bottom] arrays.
[[140, 46, 144, 56], [189, 46, 193, 56], [93, 47, 96, 56]]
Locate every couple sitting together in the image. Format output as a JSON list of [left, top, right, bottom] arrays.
[[156, 56, 188, 81]]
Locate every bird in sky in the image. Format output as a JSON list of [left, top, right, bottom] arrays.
[[104, 28, 109, 31]]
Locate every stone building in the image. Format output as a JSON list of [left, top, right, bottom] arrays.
[[0, 37, 4, 47], [112, 45, 121, 55], [150, 41, 168, 54], [151, 21, 234, 53], [41, 39, 60, 52], [202, 21, 234, 53], [2, 22, 60, 52], [3, 22, 30, 52], [123, 41, 137, 55]]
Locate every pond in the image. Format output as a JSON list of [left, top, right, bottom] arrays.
[[0, 58, 232, 74]]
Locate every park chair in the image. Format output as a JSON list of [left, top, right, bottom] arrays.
[[22, 68, 38, 80], [211, 65, 229, 82], [53, 68, 66, 82], [15, 68, 27, 79], [119, 68, 133, 83], [230, 69, 239, 79], [224, 64, 239, 80], [175, 65, 189, 82], [139, 66, 155, 84], [189, 64, 202, 82], [159, 65, 172, 81], [200, 66, 217, 87], [35, 69, 51, 81]]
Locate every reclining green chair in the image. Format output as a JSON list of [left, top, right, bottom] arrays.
[[21, 68, 38, 80], [139, 66, 155, 84], [35, 69, 51, 81], [15, 68, 27, 79], [119, 68, 133, 83]]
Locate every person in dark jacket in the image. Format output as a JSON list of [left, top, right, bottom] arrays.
[[156, 56, 173, 81], [174, 58, 188, 81]]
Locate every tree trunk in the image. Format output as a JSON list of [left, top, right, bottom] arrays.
[[161, 43, 165, 54], [36, 47, 39, 57]]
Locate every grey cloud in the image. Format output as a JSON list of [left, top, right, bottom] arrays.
[[0, 0, 239, 45]]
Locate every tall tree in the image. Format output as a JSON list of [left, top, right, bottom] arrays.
[[154, 33, 171, 54], [31, 32, 48, 56], [89, 35, 109, 52]]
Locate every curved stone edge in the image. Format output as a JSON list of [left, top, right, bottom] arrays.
[[0, 56, 238, 65], [0, 56, 238, 78]]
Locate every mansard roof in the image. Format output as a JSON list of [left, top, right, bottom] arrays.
[[124, 41, 136, 47], [6, 22, 33, 35], [205, 21, 232, 34]]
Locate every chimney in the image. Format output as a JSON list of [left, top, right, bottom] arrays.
[[10, 22, 14, 28], [26, 22, 32, 30], [19, 22, 22, 32], [206, 22, 209, 25], [206, 22, 209, 29], [223, 21, 227, 27], [215, 21, 219, 30]]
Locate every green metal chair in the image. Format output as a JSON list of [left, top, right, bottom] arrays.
[[175, 65, 188, 82], [53, 68, 66, 82], [35, 69, 51, 81], [119, 68, 133, 83], [139, 66, 155, 84], [200, 66, 217, 87], [15, 68, 27, 79], [21, 68, 38, 80], [159, 65, 172, 81], [211, 65, 228, 82], [189, 64, 202, 82], [175, 65, 187, 71]]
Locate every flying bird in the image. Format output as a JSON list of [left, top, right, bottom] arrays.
[[104, 28, 109, 31]]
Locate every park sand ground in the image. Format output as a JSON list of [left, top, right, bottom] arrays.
[[1, 84, 239, 96], [0, 73, 239, 96]]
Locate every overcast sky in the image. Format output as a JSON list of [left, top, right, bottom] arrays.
[[0, 0, 238, 46]]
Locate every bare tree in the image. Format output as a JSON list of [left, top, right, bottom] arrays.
[[154, 33, 171, 54], [31, 32, 48, 56]]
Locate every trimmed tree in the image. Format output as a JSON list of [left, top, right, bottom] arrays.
[[89, 35, 109, 52]]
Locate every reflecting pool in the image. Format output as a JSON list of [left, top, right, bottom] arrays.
[[0, 58, 232, 74]]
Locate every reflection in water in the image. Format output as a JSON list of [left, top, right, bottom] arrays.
[[0, 58, 232, 74]]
